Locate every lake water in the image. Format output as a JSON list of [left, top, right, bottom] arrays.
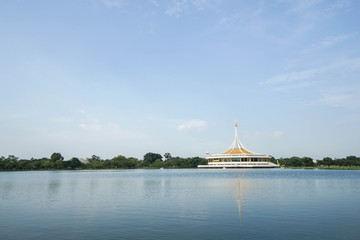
[[1, 169, 360, 239]]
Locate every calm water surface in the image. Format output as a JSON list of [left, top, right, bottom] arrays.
[[1, 169, 360, 239]]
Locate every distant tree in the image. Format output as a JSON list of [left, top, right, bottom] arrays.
[[321, 157, 333, 167], [69, 157, 82, 169], [111, 155, 138, 169], [303, 157, 314, 167], [29, 159, 41, 170], [111, 155, 126, 168], [289, 157, 302, 167], [162, 156, 207, 168], [346, 156, 357, 161], [90, 155, 101, 161], [50, 153, 64, 162], [152, 159, 164, 168], [139, 160, 150, 168], [17, 160, 29, 170], [87, 155, 104, 169], [55, 160, 64, 169], [0, 156, 5, 170], [143, 152, 162, 164], [42, 159, 52, 169], [7, 155, 19, 162], [164, 153, 172, 161]]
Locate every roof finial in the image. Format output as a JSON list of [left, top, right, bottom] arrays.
[[235, 122, 237, 128]]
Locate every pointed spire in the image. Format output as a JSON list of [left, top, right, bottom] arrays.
[[222, 123, 253, 154]]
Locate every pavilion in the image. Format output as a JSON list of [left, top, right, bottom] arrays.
[[198, 123, 279, 168]]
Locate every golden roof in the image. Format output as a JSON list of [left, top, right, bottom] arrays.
[[223, 148, 253, 154]]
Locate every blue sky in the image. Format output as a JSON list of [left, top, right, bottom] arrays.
[[1, 0, 359, 160]]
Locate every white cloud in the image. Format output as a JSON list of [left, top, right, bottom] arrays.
[[178, 120, 207, 131]]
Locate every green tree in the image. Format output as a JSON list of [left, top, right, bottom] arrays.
[[111, 155, 137, 169], [139, 160, 150, 168], [111, 155, 127, 168], [152, 159, 164, 168], [0, 156, 5, 170], [164, 152, 172, 161], [303, 157, 314, 167], [7, 155, 19, 162], [69, 157, 81, 169], [143, 152, 162, 164], [87, 155, 103, 169], [17, 160, 29, 170], [90, 155, 101, 161], [55, 160, 64, 169], [50, 153, 64, 162], [2, 155, 19, 170], [42, 159, 52, 169], [29, 159, 41, 170], [321, 157, 333, 166]]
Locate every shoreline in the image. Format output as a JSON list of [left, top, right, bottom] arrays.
[[283, 166, 360, 170], [2, 166, 360, 172]]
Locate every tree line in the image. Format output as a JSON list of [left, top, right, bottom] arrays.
[[1, 153, 359, 171], [272, 156, 360, 167], [0, 152, 208, 171]]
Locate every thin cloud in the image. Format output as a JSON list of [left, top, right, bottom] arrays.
[[310, 32, 357, 50], [79, 123, 103, 131], [165, 0, 188, 16], [165, 0, 211, 17], [79, 109, 102, 131], [101, 0, 125, 8], [261, 68, 320, 86], [273, 131, 284, 137], [322, 0, 351, 17], [192, 0, 210, 10], [316, 93, 360, 108], [262, 58, 360, 89], [287, 0, 323, 14], [244, 131, 285, 138], [178, 120, 207, 131], [281, 0, 350, 22], [149, 0, 159, 7], [49, 117, 74, 123]]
